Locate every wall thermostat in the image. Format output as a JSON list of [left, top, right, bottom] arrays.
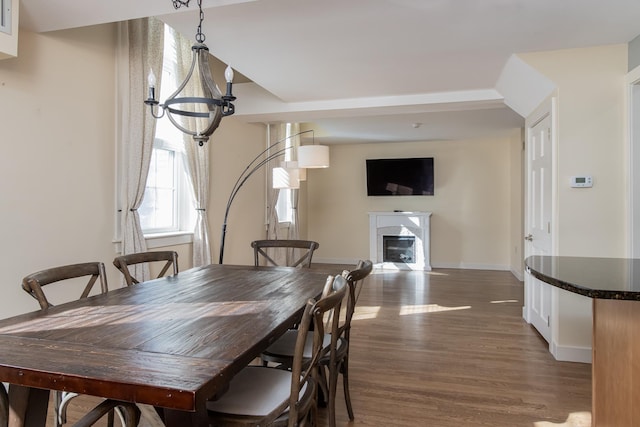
[[571, 176, 593, 188]]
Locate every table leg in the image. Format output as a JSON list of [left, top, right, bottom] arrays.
[[137, 404, 209, 427], [8, 385, 49, 427]]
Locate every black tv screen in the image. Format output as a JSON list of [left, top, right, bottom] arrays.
[[366, 157, 434, 196]]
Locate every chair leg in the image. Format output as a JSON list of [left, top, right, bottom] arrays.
[[328, 362, 340, 427], [341, 357, 355, 420], [316, 366, 328, 408], [54, 391, 63, 427]]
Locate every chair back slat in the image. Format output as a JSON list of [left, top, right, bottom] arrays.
[[251, 239, 319, 268], [22, 262, 108, 310], [113, 251, 178, 286]]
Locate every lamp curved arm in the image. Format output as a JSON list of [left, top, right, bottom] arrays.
[[218, 129, 313, 264]]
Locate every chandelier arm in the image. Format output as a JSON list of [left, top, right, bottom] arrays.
[[165, 46, 199, 104], [196, 47, 223, 136], [165, 112, 197, 137]]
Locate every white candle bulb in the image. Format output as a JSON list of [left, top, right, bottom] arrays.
[[225, 65, 234, 83], [147, 69, 156, 88]]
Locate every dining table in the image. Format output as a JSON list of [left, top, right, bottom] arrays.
[[0, 263, 335, 426]]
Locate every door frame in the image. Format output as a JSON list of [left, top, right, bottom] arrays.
[[626, 65, 640, 257]]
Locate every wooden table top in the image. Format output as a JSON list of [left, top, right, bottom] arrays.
[[0, 264, 332, 413]]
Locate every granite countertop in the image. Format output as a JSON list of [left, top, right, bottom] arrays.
[[525, 255, 640, 300]]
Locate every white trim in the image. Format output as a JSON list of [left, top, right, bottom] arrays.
[[550, 340, 592, 364], [113, 231, 193, 254], [314, 257, 512, 272], [0, 0, 12, 35], [625, 65, 640, 257], [510, 268, 524, 282], [313, 257, 362, 266], [431, 262, 510, 271]]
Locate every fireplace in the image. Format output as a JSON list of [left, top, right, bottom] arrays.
[[369, 212, 431, 270], [383, 235, 415, 263]]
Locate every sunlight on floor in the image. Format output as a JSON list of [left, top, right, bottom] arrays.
[[352, 305, 381, 321], [399, 304, 471, 315], [490, 299, 519, 304], [534, 412, 591, 427]]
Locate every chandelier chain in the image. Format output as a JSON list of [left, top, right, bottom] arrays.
[[171, 0, 206, 43], [196, 0, 206, 43], [172, 0, 190, 9]]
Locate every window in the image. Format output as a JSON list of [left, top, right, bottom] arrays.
[[0, 0, 11, 35], [139, 24, 194, 236]]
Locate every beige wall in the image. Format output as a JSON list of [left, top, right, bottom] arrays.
[[520, 44, 628, 257], [509, 129, 524, 278], [305, 132, 522, 271], [0, 25, 265, 319], [519, 44, 628, 355], [206, 118, 266, 265], [0, 26, 119, 317]]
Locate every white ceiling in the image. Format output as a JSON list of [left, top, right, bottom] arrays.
[[20, 0, 640, 143]]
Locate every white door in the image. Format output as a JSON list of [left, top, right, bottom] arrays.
[[524, 112, 553, 342]]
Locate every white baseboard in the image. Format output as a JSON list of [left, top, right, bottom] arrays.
[[431, 262, 510, 271], [511, 268, 524, 282], [316, 258, 520, 275], [550, 340, 592, 364], [313, 257, 362, 266]]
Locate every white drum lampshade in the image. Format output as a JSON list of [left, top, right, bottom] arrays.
[[298, 145, 330, 168], [282, 161, 306, 181]]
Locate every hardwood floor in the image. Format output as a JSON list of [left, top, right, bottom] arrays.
[[52, 268, 592, 426]]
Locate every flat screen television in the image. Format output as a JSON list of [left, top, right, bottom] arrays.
[[366, 157, 434, 196]]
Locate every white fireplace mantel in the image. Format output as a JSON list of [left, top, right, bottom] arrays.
[[368, 211, 432, 271]]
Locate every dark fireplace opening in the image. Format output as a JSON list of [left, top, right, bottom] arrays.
[[383, 235, 415, 263]]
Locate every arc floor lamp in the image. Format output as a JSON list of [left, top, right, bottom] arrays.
[[218, 129, 329, 264]]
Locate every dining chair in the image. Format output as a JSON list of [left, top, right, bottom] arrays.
[[21, 262, 120, 427], [251, 239, 319, 268], [113, 250, 178, 286], [72, 399, 139, 427], [206, 274, 348, 427], [261, 260, 373, 427], [0, 383, 7, 427]]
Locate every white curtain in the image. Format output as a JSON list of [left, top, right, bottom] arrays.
[[287, 123, 301, 241], [266, 124, 282, 241], [172, 27, 213, 266], [117, 18, 164, 282]]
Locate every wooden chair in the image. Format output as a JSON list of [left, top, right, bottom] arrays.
[[251, 240, 319, 268], [72, 400, 139, 427], [113, 250, 178, 286], [206, 274, 348, 427], [0, 383, 7, 427], [21, 262, 117, 427], [261, 260, 373, 427]]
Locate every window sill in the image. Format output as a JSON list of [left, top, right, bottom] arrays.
[[113, 231, 193, 253], [145, 231, 193, 249]]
